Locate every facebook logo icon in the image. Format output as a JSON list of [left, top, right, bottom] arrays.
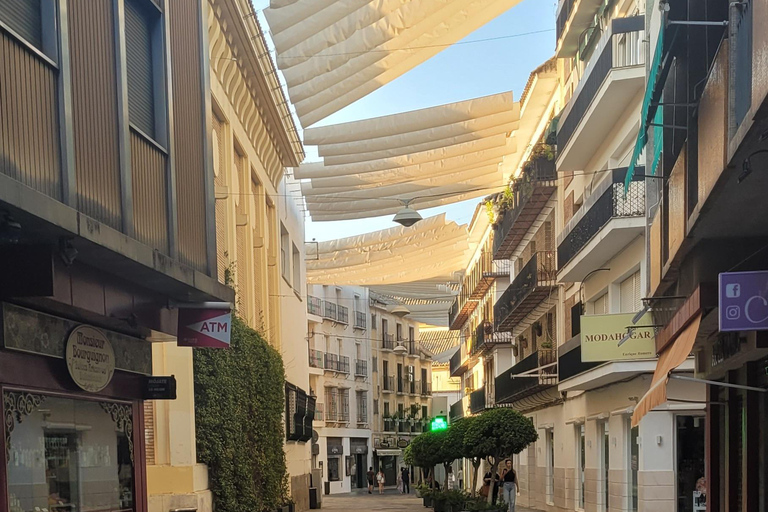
[[726, 283, 741, 298]]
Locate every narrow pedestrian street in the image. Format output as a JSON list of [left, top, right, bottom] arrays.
[[321, 489, 537, 512]]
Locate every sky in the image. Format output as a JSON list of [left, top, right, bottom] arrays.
[[254, 0, 558, 242]]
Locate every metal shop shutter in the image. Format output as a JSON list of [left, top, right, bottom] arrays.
[[0, 0, 43, 49], [124, 0, 156, 138]]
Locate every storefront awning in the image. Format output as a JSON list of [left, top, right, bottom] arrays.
[[263, 0, 525, 127], [631, 313, 702, 427]]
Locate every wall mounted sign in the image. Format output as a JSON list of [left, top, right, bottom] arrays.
[[719, 271, 768, 332], [143, 376, 177, 400], [177, 303, 232, 348], [65, 325, 115, 392], [580, 313, 655, 362], [397, 438, 409, 448]]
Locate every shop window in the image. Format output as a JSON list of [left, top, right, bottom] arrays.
[[5, 392, 135, 512], [125, 0, 163, 140], [328, 457, 341, 482]]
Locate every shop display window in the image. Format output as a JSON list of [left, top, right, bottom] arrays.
[[4, 392, 135, 512]]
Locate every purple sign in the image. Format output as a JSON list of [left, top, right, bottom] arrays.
[[719, 271, 768, 332]]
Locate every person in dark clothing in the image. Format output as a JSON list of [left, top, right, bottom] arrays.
[[484, 469, 500, 504], [367, 467, 375, 494], [401, 467, 410, 494]]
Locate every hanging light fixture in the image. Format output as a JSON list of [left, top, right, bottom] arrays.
[[392, 199, 422, 227], [391, 305, 411, 317]]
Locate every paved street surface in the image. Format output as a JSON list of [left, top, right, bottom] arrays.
[[320, 489, 537, 512]]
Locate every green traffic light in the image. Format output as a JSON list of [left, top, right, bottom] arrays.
[[430, 416, 448, 431]]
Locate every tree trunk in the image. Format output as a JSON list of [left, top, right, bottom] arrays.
[[444, 463, 450, 490], [487, 456, 500, 505], [470, 458, 481, 498]]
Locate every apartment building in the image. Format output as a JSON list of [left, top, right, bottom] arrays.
[[307, 285, 374, 494], [370, 294, 433, 486], [637, 0, 768, 509], [0, 0, 234, 511]]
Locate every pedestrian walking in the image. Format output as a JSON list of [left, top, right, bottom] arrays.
[[397, 468, 404, 493], [457, 468, 463, 490], [402, 467, 411, 494], [448, 466, 455, 490], [501, 459, 518, 512], [367, 467, 375, 494], [377, 469, 386, 494]]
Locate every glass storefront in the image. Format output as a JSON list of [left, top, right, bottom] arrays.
[[5, 392, 135, 512]]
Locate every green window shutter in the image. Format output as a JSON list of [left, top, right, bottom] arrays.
[[125, 0, 156, 138], [0, 0, 42, 49]]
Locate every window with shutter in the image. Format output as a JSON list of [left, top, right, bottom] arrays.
[[0, 0, 42, 49], [620, 271, 641, 313], [592, 293, 608, 315], [125, 0, 157, 138]]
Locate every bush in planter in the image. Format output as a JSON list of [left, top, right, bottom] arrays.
[[465, 497, 506, 512], [442, 489, 469, 512]]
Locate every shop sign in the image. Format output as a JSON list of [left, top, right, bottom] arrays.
[[143, 376, 177, 400], [397, 438, 409, 448], [177, 304, 232, 348], [65, 326, 115, 392], [580, 313, 656, 362], [719, 271, 768, 332]]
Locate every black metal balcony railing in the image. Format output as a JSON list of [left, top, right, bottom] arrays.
[[337, 305, 349, 324], [410, 380, 419, 395], [556, 0, 575, 42], [323, 354, 350, 373], [421, 381, 432, 396], [470, 387, 487, 414], [495, 252, 557, 332], [557, 16, 645, 151], [557, 169, 645, 270], [309, 349, 324, 369], [472, 321, 514, 355], [354, 311, 367, 329], [382, 333, 395, 350], [558, 334, 601, 382], [449, 251, 511, 330], [308, 296, 322, 316], [493, 158, 558, 260], [449, 399, 465, 421], [338, 355, 350, 374], [448, 299, 461, 330], [355, 359, 368, 377], [449, 347, 466, 377], [383, 419, 395, 432], [407, 340, 418, 356], [397, 378, 405, 394], [323, 301, 337, 321], [382, 375, 394, 392], [398, 421, 408, 433], [495, 349, 558, 407]]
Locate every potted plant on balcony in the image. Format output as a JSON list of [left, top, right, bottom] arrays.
[[540, 340, 553, 350]]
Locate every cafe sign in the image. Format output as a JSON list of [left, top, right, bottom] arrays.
[[65, 325, 115, 392], [581, 313, 656, 362]]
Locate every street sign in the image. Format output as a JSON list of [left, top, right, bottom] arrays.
[[177, 303, 232, 348], [143, 376, 177, 400], [430, 416, 448, 431], [719, 271, 768, 332]]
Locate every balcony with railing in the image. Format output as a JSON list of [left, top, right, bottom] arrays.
[[383, 418, 395, 432], [355, 359, 368, 378], [308, 296, 322, 316], [406, 340, 419, 357], [410, 420, 422, 433], [472, 321, 514, 355], [398, 420, 408, 433], [492, 156, 558, 261], [324, 353, 350, 374], [421, 381, 432, 396], [354, 311, 367, 329], [556, 0, 605, 56], [336, 305, 349, 324], [495, 252, 557, 332], [323, 300, 337, 321], [495, 348, 558, 408], [557, 169, 645, 282], [469, 387, 487, 414], [357, 403, 368, 425], [410, 380, 419, 396], [382, 375, 395, 393], [309, 349, 324, 369], [396, 378, 406, 395], [557, 16, 646, 171], [449, 398, 466, 422], [449, 251, 511, 330], [449, 346, 469, 378], [382, 333, 395, 351]]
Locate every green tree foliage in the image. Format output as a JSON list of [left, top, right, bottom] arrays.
[[193, 316, 289, 511], [452, 417, 483, 497], [464, 408, 538, 503]]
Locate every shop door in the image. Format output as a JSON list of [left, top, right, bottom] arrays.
[[382, 456, 397, 486], [676, 415, 705, 512], [355, 454, 365, 488]]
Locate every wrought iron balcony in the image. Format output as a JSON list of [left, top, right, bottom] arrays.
[[382, 333, 395, 350], [409, 379, 419, 396], [449, 346, 469, 378], [355, 359, 368, 378], [309, 349, 324, 369], [421, 381, 432, 396], [469, 387, 487, 414], [449, 251, 511, 331], [495, 348, 557, 407], [472, 321, 514, 355], [397, 378, 406, 394], [558, 334, 601, 383], [493, 159, 557, 260], [308, 296, 322, 316], [323, 301, 337, 320], [398, 421, 408, 433], [494, 252, 557, 332], [354, 311, 367, 329], [314, 402, 324, 421], [383, 419, 395, 432], [382, 375, 395, 393], [449, 399, 465, 421], [336, 305, 349, 324], [324, 353, 350, 373], [557, 169, 645, 280]]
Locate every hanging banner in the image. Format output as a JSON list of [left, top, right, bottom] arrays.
[[177, 303, 232, 348], [580, 313, 656, 362]]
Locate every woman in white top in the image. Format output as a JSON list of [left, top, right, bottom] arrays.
[[377, 470, 386, 494]]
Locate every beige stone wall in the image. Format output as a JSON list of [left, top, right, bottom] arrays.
[[638, 470, 675, 512]]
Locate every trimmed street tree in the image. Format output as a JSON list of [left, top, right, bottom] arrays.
[[408, 430, 442, 486], [464, 408, 539, 503]]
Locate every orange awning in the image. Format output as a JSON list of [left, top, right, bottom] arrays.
[[631, 313, 702, 427]]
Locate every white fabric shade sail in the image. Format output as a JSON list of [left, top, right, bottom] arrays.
[[306, 214, 471, 285], [263, 0, 526, 127]]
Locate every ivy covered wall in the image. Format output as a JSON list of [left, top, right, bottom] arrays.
[[194, 316, 289, 511]]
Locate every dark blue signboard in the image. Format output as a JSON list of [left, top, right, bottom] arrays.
[[719, 271, 768, 332]]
